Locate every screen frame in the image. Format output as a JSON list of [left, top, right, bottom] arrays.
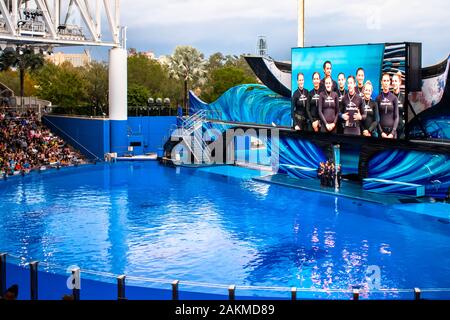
[[290, 42, 417, 139]]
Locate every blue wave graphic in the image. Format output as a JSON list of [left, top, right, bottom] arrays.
[[424, 117, 450, 139], [268, 137, 326, 179], [368, 150, 450, 197], [190, 84, 291, 126]]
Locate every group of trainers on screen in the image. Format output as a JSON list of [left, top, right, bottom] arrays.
[[291, 60, 405, 139]]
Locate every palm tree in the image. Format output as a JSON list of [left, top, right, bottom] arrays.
[[168, 46, 207, 112], [0, 46, 44, 97]]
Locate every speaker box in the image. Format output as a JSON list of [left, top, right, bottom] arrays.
[[406, 42, 422, 92]]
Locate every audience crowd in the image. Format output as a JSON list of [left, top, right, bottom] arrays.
[[0, 108, 86, 177]]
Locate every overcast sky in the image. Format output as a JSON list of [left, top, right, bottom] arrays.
[[79, 0, 450, 66]]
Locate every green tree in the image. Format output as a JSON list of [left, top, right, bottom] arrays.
[[201, 66, 256, 103], [224, 54, 257, 80], [128, 84, 150, 107], [207, 52, 226, 72], [0, 47, 44, 97], [34, 62, 88, 109], [158, 69, 184, 108], [0, 69, 38, 96], [168, 46, 207, 111], [128, 54, 166, 95], [84, 61, 109, 114]]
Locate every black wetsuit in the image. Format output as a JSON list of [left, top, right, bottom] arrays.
[[393, 91, 405, 138], [337, 88, 347, 134], [291, 88, 309, 129], [355, 85, 365, 98], [337, 88, 347, 104], [318, 91, 339, 133], [376, 91, 399, 138], [319, 78, 338, 93], [362, 99, 379, 137], [307, 88, 321, 130], [340, 92, 365, 135]]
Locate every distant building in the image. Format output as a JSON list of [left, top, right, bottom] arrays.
[[142, 51, 156, 60], [128, 49, 169, 65], [46, 50, 92, 67], [128, 49, 156, 60], [157, 55, 171, 66]]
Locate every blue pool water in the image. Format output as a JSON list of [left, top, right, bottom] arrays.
[[1, 161, 450, 299]]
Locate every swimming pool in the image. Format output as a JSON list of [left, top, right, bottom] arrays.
[[1, 161, 450, 299]]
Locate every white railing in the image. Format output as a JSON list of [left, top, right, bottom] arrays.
[[2, 252, 448, 300], [165, 110, 212, 164]]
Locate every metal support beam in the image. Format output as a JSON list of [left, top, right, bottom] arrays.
[[414, 288, 421, 300], [12, 0, 18, 28], [0, 0, 121, 47], [115, 0, 119, 28], [71, 267, 80, 300], [74, 0, 99, 41], [298, 0, 304, 47], [0, 0, 17, 36], [0, 33, 117, 46], [35, 0, 57, 38], [0, 253, 6, 296], [29, 261, 39, 300], [172, 280, 179, 300], [54, 0, 60, 31], [64, 0, 75, 25], [117, 275, 126, 300], [228, 285, 236, 300], [103, 0, 118, 44], [291, 287, 297, 300], [95, 0, 101, 38]]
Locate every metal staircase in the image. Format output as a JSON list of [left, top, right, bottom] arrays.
[[167, 110, 212, 164]]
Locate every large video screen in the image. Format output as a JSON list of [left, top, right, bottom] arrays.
[[291, 43, 408, 139]]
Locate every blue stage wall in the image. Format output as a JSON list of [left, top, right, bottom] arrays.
[[110, 120, 128, 156], [43, 115, 110, 160], [127, 116, 177, 153], [43, 115, 177, 159]]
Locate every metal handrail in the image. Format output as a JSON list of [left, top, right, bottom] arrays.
[[181, 110, 208, 130], [161, 110, 217, 163], [3, 252, 450, 299]]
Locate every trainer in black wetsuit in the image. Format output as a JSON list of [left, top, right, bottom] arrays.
[[355, 85, 365, 98], [337, 88, 348, 134], [319, 89, 339, 133], [336, 73, 347, 134], [391, 73, 405, 138], [307, 88, 321, 131], [291, 87, 309, 130], [319, 61, 338, 93], [307, 72, 322, 132], [340, 76, 365, 135], [393, 90, 405, 138], [355, 68, 365, 98], [376, 91, 399, 138], [362, 97, 379, 137], [337, 88, 347, 104], [377, 73, 399, 139], [319, 78, 338, 93]]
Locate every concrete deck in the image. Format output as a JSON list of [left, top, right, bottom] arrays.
[[116, 154, 157, 161], [253, 174, 425, 205]]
